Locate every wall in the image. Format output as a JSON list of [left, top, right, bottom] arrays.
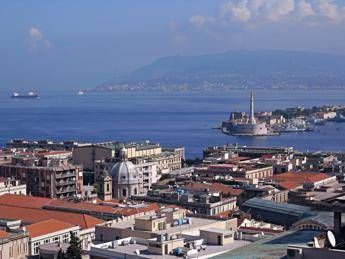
[[73, 146, 113, 171], [0, 235, 29, 259]]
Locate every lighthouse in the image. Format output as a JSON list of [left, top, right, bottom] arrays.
[[249, 91, 256, 125]]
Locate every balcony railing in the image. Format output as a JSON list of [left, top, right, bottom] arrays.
[[55, 187, 76, 194], [55, 180, 76, 187], [55, 172, 76, 179]]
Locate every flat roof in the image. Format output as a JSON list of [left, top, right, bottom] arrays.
[[108, 216, 221, 235], [200, 228, 234, 235], [214, 230, 320, 259], [91, 240, 246, 259], [242, 198, 314, 218], [135, 215, 165, 221]]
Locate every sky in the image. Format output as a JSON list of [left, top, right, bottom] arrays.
[[1, 0, 345, 91]]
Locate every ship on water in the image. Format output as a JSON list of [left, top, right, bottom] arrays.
[[222, 91, 269, 136], [11, 92, 39, 99]]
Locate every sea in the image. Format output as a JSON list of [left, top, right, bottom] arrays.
[[0, 90, 345, 158]]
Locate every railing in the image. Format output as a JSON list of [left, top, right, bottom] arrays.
[[56, 187, 76, 194], [55, 180, 76, 187], [55, 172, 76, 179]]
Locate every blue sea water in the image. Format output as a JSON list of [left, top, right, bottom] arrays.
[[0, 90, 345, 158]]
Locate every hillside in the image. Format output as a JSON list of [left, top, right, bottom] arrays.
[[97, 50, 345, 91]]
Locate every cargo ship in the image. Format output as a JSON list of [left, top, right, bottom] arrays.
[[11, 92, 39, 99]]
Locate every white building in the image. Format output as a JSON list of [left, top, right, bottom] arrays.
[[96, 148, 158, 200], [25, 219, 80, 256], [0, 177, 26, 196]]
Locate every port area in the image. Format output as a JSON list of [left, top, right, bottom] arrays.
[[221, 129, 280, 137], [221, 95, 345, 137]]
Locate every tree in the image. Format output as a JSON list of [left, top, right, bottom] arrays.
[[57, 249, 65, 259], [65, 231, 82, 259]]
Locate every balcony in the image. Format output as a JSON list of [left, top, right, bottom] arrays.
[[55, 172, 76, 179], [56, 186, 76, 194], [55, 180, 76, 187]]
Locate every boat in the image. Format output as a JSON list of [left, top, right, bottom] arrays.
[[311, 118, 326, 126], [279, 119, 313, 132], [331, 114, 345, 123], [11, 92, 39, 99], [77, 90, 85, 95]]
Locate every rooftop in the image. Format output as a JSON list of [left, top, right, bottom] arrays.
[[26, 219, 77, 238], [0, 204, 103, 229], [184, 182, 244, 197], [91, 239, 246, 259], [214, 230, 319, 258], [0, 230, 9, 239], [242, 198, 315, 218], [0, 194, 158, 218], [270, 172, 331, 184], [269, 172, 332, 190], [200, 227, 234, 235], [107, 216, 222, 235], [0, 194, 52, 209]]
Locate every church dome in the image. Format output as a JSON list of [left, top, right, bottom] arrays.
[[109, 148, 139, 185]]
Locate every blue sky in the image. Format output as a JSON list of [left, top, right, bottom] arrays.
[[1, 0, 345, 91]]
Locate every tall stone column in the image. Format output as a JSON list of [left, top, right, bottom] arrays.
[[249, 91, 256, 125]]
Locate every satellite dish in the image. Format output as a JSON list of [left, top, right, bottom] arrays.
[[327, 230, 336, 248]]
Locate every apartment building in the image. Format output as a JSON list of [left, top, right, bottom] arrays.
[[0, 156, 83, 199]]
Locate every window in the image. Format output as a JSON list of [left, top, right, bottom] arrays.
[[63, 234, 69, 243], [53, 236, 59, 243], [33, 242, 39, 255], [122, 189, 127, 197]]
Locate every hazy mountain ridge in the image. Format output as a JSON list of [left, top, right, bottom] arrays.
[[97, 50, 345, 91]]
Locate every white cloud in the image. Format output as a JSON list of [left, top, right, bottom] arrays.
[[265, 0, 295, 21], [297, 0, 316, 18], [232, 4, 251, 21], [317, 0, 344, 23], [28, 27, 52, 53], [191, 0, 345, 27], [189, 15, 214, 27], [29, 27, 43, 40], [220, 0, 251, 22]]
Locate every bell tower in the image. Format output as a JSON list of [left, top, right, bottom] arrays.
[[97, 170, 112, 201]]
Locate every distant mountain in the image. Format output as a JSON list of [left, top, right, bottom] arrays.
[[97, 50, 345, 91]]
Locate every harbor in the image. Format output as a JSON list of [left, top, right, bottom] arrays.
[[221, 92, 345, 137]]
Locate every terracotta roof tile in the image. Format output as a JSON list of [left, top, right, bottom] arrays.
[[0, 230, 9, 239], [0, 204, 103, 229], [0, 194, 157, 219], [45, 199, 117, 214], [116, 203, 160, 216], [278, 181, 301, 190], [82, 214, 105, 229], [269, 172, 331, 190], [26, 219, 76, 238], [185, 182, 243, 196], [0, 194, 52, 209]]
